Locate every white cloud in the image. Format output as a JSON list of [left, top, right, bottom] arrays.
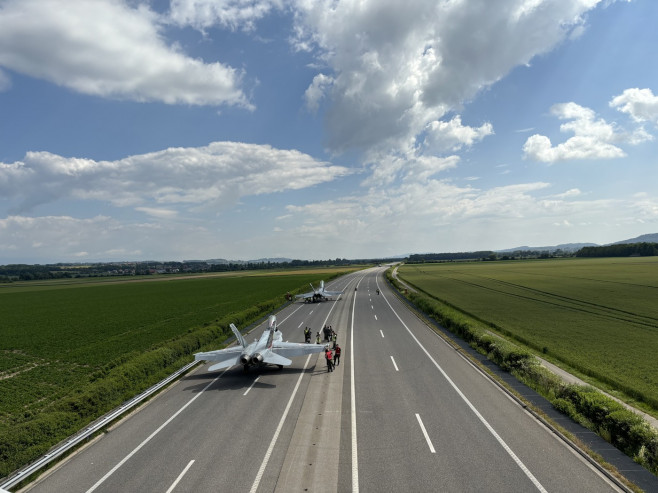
[[3, 177, 655, 262], [523, 102, 629, 162], [423, 116, 493, 153], [0, 67, 10, 91], [277, 175, 657, 257], [551, 188, 582, 199], [403, 155, 461, 184], [610, 88, 658, 125], [360, 150, 459, 187], [286, 180, 553, 240], [168, 0, 284, 31], [293, 0, 606, 157], [0, 0, 250, 107], [304, 73, 333, 113], [631, 194, 658, 221], [0, 142, 351, 213], [135, 207, 179, 219], [0, 215, 223, 262]]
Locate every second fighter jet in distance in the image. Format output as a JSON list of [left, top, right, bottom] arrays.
[[295, 280, 343, 303]]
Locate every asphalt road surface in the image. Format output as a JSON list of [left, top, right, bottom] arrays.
[[23, 268, 623, 492]]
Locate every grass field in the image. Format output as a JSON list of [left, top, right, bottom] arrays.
[[397, 257, 658, 409], [0, 269, 354, 427]]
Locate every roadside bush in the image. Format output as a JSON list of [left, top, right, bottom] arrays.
[[552, 398, 578, 419], [553, 384, 658, 473], [0, 412, 77, 477]]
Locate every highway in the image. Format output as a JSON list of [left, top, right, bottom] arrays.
[[24, 267, 623, 492]]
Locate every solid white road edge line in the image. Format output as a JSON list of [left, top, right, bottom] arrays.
[[415, 414, 436, 453], [85, 370, 227, 493], [243, 376, 260, 396], [249, 353, 312, 493], [377, 279, 548, 493], [390, 356, 399, 372], [165, 459, 195, 493], [351, 278, 361, 493]]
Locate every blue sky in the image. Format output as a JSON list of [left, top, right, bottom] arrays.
[[1, 0, 657, 263]]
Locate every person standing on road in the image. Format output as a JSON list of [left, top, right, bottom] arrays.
[[325, 347, 334, 372], [316, 332, 321, 344], [334, 344, 341, 366]]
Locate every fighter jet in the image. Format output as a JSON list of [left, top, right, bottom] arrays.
[[194, 315, 325, 372], [295, 280, 343, 303]]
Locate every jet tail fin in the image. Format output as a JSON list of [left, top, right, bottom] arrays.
[[231, 323, 247, 348]]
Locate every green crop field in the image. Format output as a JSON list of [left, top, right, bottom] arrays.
[[397, 257, 658, 409], [0, 270, 351, 428]]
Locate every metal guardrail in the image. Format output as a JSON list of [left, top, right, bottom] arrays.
[[0, 361, 199, 491]]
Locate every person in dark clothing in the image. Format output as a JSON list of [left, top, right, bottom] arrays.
[[334, 344, 341, 366]]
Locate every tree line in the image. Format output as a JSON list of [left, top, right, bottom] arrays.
[[575, 242, 658, 258], [0, 257, 402, 283]]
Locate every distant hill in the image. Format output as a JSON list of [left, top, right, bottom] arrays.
[[497, 243, 597, 253], [610, 233, 658, 245], [497, 233, 658, 254], [204, 257, 292, 265], [250, 257, 293, 263]]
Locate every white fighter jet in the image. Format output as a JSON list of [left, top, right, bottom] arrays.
[[194, 315, 324, 372], [295, 280, 343, 303]]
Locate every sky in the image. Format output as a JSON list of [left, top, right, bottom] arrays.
[[1, 0, 657, 263]]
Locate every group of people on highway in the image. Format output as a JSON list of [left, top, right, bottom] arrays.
[[322, 325, 340, 372], [302, 325, 341, 372]]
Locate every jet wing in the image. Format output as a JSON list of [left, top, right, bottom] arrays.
[[272, 341, 326, 358], [195, 346, 243, 371], [208, 358, 241, 372], [323, 290, 343, 297]]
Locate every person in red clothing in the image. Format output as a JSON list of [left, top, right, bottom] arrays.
[[325, 347, 334, 372], [334, 344, 341, 366]]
